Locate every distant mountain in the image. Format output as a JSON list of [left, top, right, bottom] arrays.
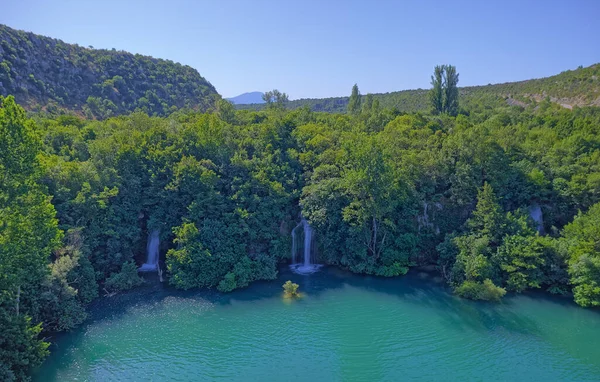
[[227, 91, 265, 105], [0, 24, 219, 118], [236, 64, 600, 113]]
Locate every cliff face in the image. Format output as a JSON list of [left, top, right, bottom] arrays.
[[0, 24, 219, 117]]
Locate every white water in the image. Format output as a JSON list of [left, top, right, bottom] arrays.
[[290, 218, 321, 274], [139, 229, 160, 272], [291, 222, 302, 264], [528, 204, 544, 234]]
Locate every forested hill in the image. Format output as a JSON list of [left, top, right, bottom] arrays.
[[0, 24, 219, 118], [237, 63, 600, 113]]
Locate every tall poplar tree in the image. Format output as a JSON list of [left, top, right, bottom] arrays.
[[429, 65, 444, 114], [429, 65, 459, 116], [347, 84, 362, 115], [443, 65, 460, 116]]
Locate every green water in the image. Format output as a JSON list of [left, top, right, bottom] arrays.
[[34, 267, 600, 381]]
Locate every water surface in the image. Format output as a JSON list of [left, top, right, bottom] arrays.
[[34, 267, 600, 381]]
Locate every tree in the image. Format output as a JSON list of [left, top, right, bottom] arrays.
[[443, 65, 460, 116], [347, 84, 361, 115], [0, 96, 62, 378], [468, 182, 505, 243], [216, 98, 236, 124], [262, 89, 289, 110], [0, 311, 48, 382], [562, 202, 600, 307], [429, 65, 444, 114], [428, 65, 459, 116], [362, 93, 374, 114]]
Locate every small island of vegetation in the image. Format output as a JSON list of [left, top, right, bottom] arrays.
[[283, 281, 301, 298]]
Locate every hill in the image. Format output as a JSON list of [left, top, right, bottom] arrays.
[[0, 24, 219, 118], [237, 63, 600, 113], [227, 91, 265, 104]]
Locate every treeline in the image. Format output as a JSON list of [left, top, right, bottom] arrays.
[[2, 75, 600, 378], [0, 24, 218, 118], [236, 63, 600, 113]]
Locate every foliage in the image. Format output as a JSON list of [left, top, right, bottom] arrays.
[[4, 54, 600, 379], [0, 24, 218, 118], [283, 280, 300, 297], [0, 311, 49, 382], [262, 89, 289, 110], [443, 65, 459, 116], [238, 63, 600, 113], [455, 279, 506, 301], [347, 84, 362, 115], [562, 202, 600, 307], [0, 96, 60, 379], [104, 261, 144, 292], [430, 66, 444, 114]]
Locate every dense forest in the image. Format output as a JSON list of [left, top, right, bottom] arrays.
[[1, 30, 600, 380], [237, 63, 600, 113], [0, 25, 218, 118]]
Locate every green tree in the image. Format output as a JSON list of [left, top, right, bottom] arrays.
[[468, 182, 505, 243], [262, 89, 289, 110], [429, 65, 459, 116], [347, 84, 362, 115], [0, 311, 48, 382], [216, 98, 236, 124], [443, 65, 459, 116], [562, 202, 600, 307], [362, 93, 374, 114], [0, 96, 62, 378], [429, 65, 444, 114]]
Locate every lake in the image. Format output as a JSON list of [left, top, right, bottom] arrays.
[[34, 267, 600, 381]]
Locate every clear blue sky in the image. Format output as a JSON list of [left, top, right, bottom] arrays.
[[1, 0, 599, 99]]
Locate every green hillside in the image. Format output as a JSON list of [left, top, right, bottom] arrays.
[[0, 24, 219, 118], [237, 63, 600, 113]]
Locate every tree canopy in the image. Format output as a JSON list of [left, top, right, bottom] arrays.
[[2, 58, 600, 380]]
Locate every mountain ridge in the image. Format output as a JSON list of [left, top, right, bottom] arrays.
[[236, 63, 600, 112], [227, 91, 265, 104], [0, 24, 219, 118]]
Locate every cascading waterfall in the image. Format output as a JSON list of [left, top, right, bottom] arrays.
[[290, 218, 321, 274], [303, 219, 312, 266], [291, 222, 301, 264], [528, 203, 545, 234], [139, 229, 160, 272]]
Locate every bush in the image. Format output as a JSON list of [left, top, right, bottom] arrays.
[[455, 279, 506, 301], [0, 311, 49, 382], [104, 261, 144, 292], [283, 280, 300, 297], [375, 262, 409, 277], [217, 272, 237, 293]]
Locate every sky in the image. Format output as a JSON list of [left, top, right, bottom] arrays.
[[1, 0, 599, 99]]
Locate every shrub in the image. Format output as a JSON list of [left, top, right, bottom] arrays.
[[283, 280, 299, 298], [104, 261, 144, 292], [455, 279, 506, 301]]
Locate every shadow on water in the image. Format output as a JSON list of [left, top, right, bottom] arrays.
[[287, 266, 546, 336]]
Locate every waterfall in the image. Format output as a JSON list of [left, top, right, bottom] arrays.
[[528, 204, 545, 234], [290, 218, 321, 274], [139, 229, 160, 272], [291, 221, 301, 264], [303, 219, 312, 266]]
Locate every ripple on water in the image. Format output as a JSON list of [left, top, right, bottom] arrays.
[[34, 268, 600, 381]]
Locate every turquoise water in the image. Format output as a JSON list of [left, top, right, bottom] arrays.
[[34, 267, 600, 381]]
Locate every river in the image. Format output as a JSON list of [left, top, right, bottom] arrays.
[[34, 267, 600, 381]]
